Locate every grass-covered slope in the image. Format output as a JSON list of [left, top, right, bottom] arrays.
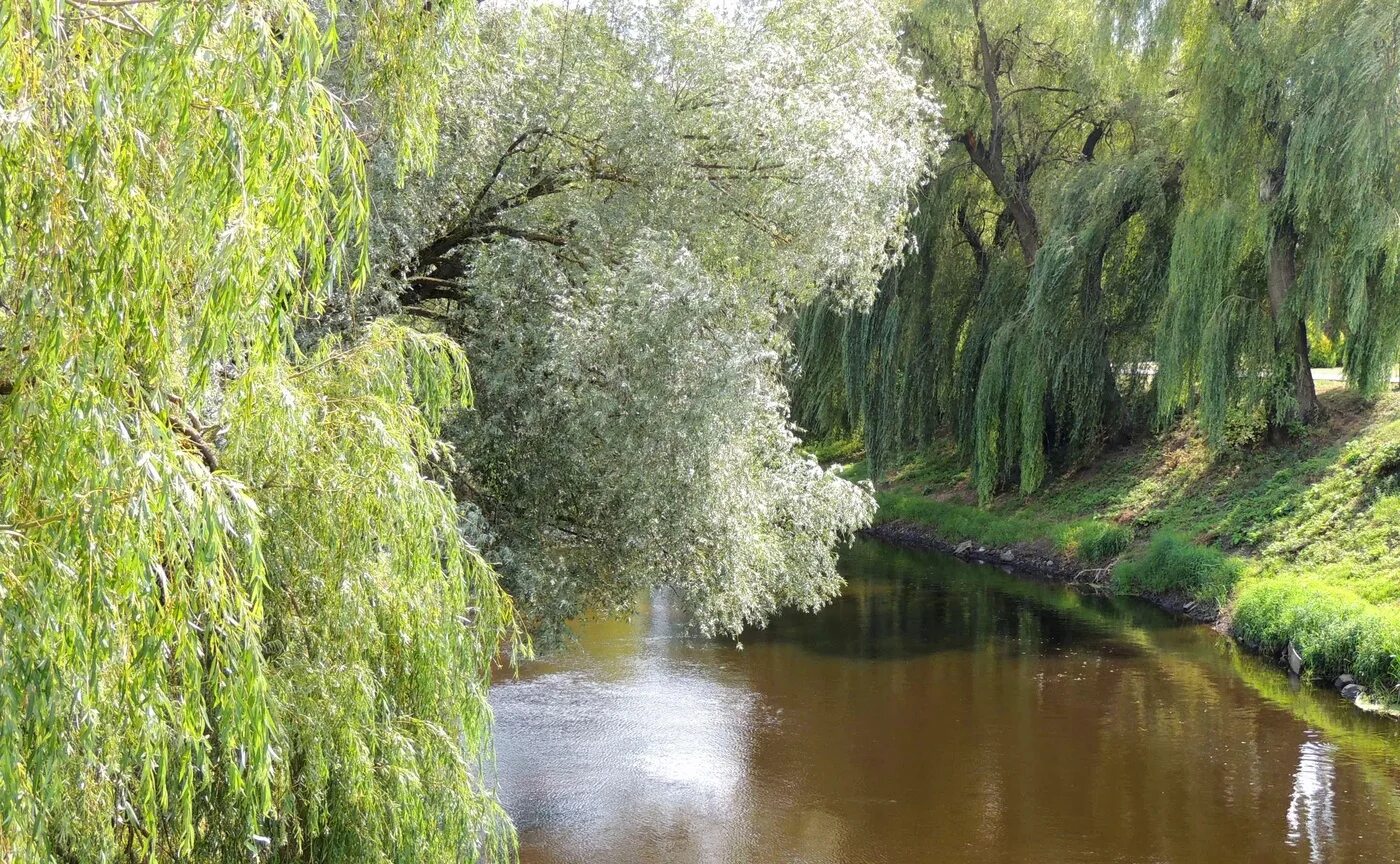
[[827, 388, 1400, 707]]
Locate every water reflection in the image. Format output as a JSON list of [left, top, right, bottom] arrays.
[[1286, 734, 1337, 863], [746, 560, 1149, 661], [493, 541, 1400, 864], [492, 592, 761, 860]]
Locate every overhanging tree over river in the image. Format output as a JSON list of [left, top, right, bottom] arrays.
[[0, 0, 929, 861], [7, 0, 1400, 860]]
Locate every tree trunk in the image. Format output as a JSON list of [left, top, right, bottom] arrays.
[[1265, 216, 1320, 427], [1082, 241, 1118, 421]]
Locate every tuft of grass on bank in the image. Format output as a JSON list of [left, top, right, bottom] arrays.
[[1113, 530, 1241, 605], [1058, 519, 1132, 564], [1233, 576, 1400, 700], [851, 389, 1400, 705]]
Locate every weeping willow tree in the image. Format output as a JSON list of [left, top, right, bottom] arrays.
[[0, 3, 518, 862], [796, 0, 1400, 503], [794, 0, 1178, 496], [970, 152, 1179, 498], [1153, 0, 1400, 443]]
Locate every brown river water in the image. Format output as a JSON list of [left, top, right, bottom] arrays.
[[491, 540, 1400, 864]]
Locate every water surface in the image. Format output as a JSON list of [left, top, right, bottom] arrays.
[[492, 540, 1400, 864]]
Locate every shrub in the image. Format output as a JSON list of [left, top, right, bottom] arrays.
[[1223, 401, 1269, 449], [1057, 519, 1131, 563], [1113, 530, 1242, 603]]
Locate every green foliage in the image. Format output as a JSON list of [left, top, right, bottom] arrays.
[[801, 432, 867, 465], [972, 152, 1177, 500], [381, 0, 928, 637], [794, 0, 1178, 500], [874, 491, 1041, 547], [222, 324, 519, 862], [1113, 531, 1242, 603], [795, 176, 960, 480], [1153, 0, 1400, 434], [1057, 520, 1131, 563], [0, 3, 522, 861], [1309, 329, 1344, 368], [793, 299, 863, 442], [796, 0, 1400, 503], [1232, 576, 1400, 699]]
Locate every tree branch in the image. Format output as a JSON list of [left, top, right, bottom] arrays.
[[168, 413, 218, 472], [1080, 121, 1108, 162], [956, 204, 989, 276], [479, 224, 568, 246]]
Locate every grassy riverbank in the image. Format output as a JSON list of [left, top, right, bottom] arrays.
[[830, 388, 1400, 708]]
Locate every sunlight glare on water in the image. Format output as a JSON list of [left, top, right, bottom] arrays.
[[492, 541, 1400, 864]]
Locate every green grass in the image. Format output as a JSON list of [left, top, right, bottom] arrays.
[[1113, 530, 1242, 604], [874, 490, 1041, 547], [1057, 519, 1132, 564], [885, 442, 968, 490], [1233, 576, 1400, 700], [851, 389, 1400, 706]]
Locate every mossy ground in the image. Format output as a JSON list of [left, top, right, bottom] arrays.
[[818, 387, 1400, 705]]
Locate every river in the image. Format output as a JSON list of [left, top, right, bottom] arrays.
[[491, 540, 1400, 864]]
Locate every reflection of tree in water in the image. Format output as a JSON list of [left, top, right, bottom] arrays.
[[743, 556, 1149, 661], [1286, 733, 1337, 864]]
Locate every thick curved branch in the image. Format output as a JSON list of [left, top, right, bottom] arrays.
[[956, 204, 989, 277], [1080, 121, 1108, 162], [168, 413, 218, 472]]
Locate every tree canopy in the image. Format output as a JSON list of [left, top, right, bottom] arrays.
[[1154, 0, 1400, 442], [1, 2, 525, 861], [374, 0, 934, 636], [793, 0, 1400, 500], [0, 0, 930, 860]]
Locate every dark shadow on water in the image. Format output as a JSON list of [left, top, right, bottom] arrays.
[[738, 540, 1175, 661]]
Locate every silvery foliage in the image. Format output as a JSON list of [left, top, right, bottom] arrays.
[[370, 0, 938, 637]]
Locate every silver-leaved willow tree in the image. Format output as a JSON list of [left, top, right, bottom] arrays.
[[0, 1, 932, 862], [372, 0, 936, 637]]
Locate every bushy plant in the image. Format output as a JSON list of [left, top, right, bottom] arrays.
[[1058, 519, 1132, 563], [1309, 328, 1345, 368], [1114, 531, 1242, 603], [804, 432, 868, 465], [1222, 401, 1270, 449]]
